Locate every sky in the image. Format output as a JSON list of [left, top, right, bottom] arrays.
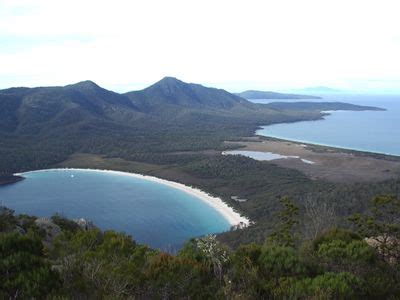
[[0, 0, 399, 93]]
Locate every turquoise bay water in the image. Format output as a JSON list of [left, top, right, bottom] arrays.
[[254, 94, 400, 156], [0, 169, 230, 250]]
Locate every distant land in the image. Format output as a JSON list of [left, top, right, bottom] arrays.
[[235, 90, 321, 99], [265, 101, 385, 111], [290, 86, 344, 94], [0, 175, 24, 185]]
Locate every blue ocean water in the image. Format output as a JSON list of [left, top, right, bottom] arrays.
[[254, 94, 400, 156], [0, 169, 230, 250]]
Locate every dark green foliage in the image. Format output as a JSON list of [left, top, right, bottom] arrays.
[[291, 272, 365, 299], [267, 197, 300, 247], [316, 240, 376, 273], [0, 203, 400, 299], [258, 245, 305, 278], [349, 194, 400, 264], [145, 253, 219, 299], [228, 243, 263, 297], [312, 228, 362, 251], [0, 207, 17, 232], [51, 229, 153, 298], [0, 232, 60, 299], [51, 213, 81, 234]]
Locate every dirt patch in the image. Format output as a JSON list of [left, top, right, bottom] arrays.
[[224, 137, 400, 183]]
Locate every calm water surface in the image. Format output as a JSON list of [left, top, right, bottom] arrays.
[[254, 94, 400, 156], [0, 169, 230, 250]]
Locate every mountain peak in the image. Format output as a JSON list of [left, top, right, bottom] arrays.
[[67, 80, 100, 90], [160, 76, 180, 82], [154, 76, 185, 87], [126, 77, 251, 110]]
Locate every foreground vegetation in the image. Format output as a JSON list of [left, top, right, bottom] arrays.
[[1, 195, 399, 299]]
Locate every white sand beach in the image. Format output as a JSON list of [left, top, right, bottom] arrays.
[[17, 168, 250, 227]]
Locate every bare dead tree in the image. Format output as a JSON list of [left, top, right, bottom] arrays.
[[303, 196, 338, 240]]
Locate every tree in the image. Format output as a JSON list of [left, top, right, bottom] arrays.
[[0, 232, 60, 299], [51, 229, 153, 298], [293, 272, 365, 299], [267, 197, 300, 248], [228, 243, 263, 298], [180, 235, 230, 283], [0, 206, 17, 232], [303, 196, 337, 240], [145, 253, 217, 299], [349, 194, 400, 263]]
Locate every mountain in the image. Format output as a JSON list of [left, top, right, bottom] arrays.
[[0, 80, 141, 135], [0, 77, 278, 174], [125, 77, 252, 111], [235, 90, 321, 100], [0, 77, 383, 174]]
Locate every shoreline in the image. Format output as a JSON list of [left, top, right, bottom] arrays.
[[255, 133, 400, 158], [254, 105, 398, 158], [0, 175, 24, 186], [15, 168, 250, 228]]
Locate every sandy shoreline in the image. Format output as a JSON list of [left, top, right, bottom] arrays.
[[16, 168, 250, 227]]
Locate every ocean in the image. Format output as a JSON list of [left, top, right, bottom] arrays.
[[0, 169, 230, 250], [254, 94, 400, 156]]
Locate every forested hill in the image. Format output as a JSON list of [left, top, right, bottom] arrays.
[[0, 78, 382, 174], [125, 76, 252, 111], [0, 80, 143, 135], [236, 90, 321, 99]]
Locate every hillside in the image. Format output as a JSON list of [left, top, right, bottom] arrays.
[[0, 80, 145, 135], [126, 77, 252, 111], [236, 90, 321, 99], [0, 78, 382, 175]]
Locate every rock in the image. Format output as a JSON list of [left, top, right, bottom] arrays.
[[35, 217, 61, 246], [73, 218, 95, 230], [13, 225, 26, 235]]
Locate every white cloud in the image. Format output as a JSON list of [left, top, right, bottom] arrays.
[[0, 0, 399, 92]]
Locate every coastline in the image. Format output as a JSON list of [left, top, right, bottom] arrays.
[[16, 168, 250, 228], [254, 101, 398, 157], [0, 175, 24, 186], [255, 132, 400, 158]]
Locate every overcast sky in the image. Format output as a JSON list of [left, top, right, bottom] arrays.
[[1, 0, 399, 93]]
